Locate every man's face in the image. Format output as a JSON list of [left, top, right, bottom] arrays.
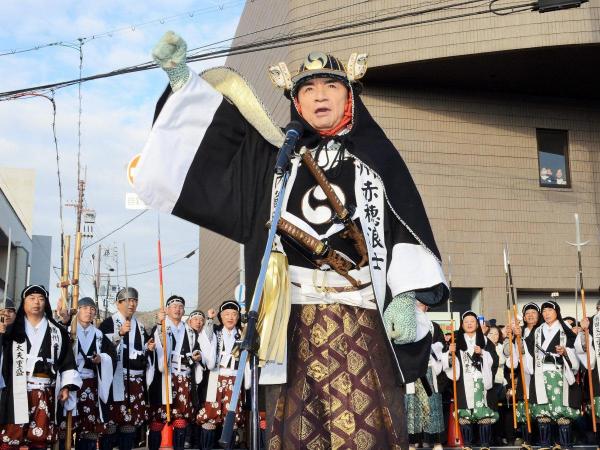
[[221, 309, 239, 330], [542, 307, 558, 324], [296, 77, 348, 132], [4, 309, 16, 325], [188, 315, 204, 331], [462, 316, 477, 333], [524, 309, 539, 326], [23, 293, 46, 317], [487, 327, 499, 344], [167, 302, 185, 321], [78, 305, 96, 324], [117, 297, 138, 318]]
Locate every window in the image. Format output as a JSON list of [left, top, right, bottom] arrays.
[[537, 129, 570, 188]]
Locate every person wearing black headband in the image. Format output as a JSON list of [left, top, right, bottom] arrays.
[[0, 285, 82, 450], [576, 301, 600, 448], [146, 296, 214, 450], [182, 309, 208, 449], [138, 30, 450, 449], [513, 300, 580, 449], [445, 311, 499, 450], [187, 310, 205, 333], [522, 302, 542, 338], [98, 287, 155, 450], [504, 302, 541, 447], [196, 300, 248, 449], [65, 297, 117, 450]]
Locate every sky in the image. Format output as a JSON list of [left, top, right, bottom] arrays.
[[0, 0, 245, 312]]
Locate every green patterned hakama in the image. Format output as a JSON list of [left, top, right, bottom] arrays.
[[458, 378, 499, 423], [406, 367, 445, 434], [531, 370, 579, 420], [515, 400, 529, 424]]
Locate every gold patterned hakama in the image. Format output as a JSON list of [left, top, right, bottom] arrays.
[[268, 304, 406, 450]]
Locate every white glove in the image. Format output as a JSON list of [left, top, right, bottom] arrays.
[[152, 31, 190, 92]]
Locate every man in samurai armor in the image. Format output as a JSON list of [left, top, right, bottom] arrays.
[[136, 31, 449, 448]]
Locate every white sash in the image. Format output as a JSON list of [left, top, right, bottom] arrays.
[[534, 325, 573, 406], [461, 350, 476, 409], [155, 319, 187, 405], [112, 313, 143, 402], [25, 318, 48, 373], [594, 314, 600, 386], [12, 341, 28, 424], [354, 160, 386, 311], [76, 323, 95, 372]]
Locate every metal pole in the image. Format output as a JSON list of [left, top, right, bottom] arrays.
[[2, 228, 11, 308], [448, 255, 460, 445]]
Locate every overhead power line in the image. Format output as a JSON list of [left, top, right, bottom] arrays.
[[0, 1, 246, 57], [55, 246, 198, 277], [0, 0, 544, 100], [82, 210, 149, 251]]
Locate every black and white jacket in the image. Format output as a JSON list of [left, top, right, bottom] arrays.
[[147, 318, 215, 408], [99, 312, 150, 402], [0, 317, 82, 424], [73, 322, 117, 421], [135, 67, 449, 384], [524, 321, 580, 409]]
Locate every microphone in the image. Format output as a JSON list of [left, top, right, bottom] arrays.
[[274, 121, 304, 175]]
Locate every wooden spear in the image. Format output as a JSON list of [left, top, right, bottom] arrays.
[[505, 243, 532, 434], [568, 213, 595, 431]]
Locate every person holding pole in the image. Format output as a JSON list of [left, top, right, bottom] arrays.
[[136, 30, 449, 449], [147, 296, 215, 450], [69, 297, 117, 450], [445, 311, 499, 450], [0, 285, 82, 450], [196, 300, 248, 450], [575, 300, 600, 448], [515, 300, 580, 450], [98, 287, 155, 450], [505, 302, 541, 448]]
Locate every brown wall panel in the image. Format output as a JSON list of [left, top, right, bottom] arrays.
[[197, 0, 600, 320]]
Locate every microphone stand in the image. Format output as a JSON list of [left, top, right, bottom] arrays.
[[219, 152, 295, 449]]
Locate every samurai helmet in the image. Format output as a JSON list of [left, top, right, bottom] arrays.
[[268, 51, 368, 97]]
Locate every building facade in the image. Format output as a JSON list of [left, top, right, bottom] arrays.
[[1, 167, 35, 303], [198, 0, 600, 321], [1, 167, 53, 306]]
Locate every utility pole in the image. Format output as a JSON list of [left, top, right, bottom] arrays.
[[93, 243, 101, 306]]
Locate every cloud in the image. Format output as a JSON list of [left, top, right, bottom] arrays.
[[0, 1, 243, 311]]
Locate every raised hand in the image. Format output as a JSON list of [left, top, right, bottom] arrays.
[[152, 31, 190, 92]]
